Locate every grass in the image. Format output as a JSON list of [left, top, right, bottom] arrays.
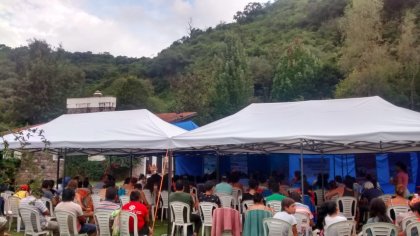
[[8, 219, 171, 236]]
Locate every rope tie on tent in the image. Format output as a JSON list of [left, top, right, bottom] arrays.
[[152, 149, 169, 231]]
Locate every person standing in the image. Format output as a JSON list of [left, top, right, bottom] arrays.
[[392, 162, 409, 196]]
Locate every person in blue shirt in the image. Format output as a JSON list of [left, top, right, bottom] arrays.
[[215, 176, 233, 195]]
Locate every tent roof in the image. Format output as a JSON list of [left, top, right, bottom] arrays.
[[2, 109, 186, 154], [172, 96, 420, 154]]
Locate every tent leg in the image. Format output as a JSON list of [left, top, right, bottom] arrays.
[[321, 153, 324, 194], [216, 153, 220, 182], [130, 154, 133, 178], [300, 140, 304, 194], [167, 152, 173, 235], [57, 149, 64, 189]]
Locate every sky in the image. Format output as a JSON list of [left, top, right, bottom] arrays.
[[0, 0, 268, 58]]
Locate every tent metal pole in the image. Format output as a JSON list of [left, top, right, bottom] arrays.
[[321, 153, 325, 194], [216, 153, 220, 182], [130, 153, 133, 178], [300, 139, 304, 194], [167, 151, 173, 235], [57, 148, 64, 189]]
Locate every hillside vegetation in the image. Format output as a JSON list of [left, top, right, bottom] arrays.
[[0, 0, 419, 129]]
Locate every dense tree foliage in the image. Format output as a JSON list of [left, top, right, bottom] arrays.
[[0, 0, 419, 130]]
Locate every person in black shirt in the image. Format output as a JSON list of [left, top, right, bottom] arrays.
[[198, 182, 221, 207]]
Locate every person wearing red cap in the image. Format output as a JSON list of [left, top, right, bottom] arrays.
[[14, 185, 29, 199]]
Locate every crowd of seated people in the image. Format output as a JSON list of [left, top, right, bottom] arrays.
[[3, 165, 420, 236]]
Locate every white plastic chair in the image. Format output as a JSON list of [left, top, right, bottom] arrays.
[[314, 189, 325, 207], [170, 201, 194, 236], [55, 210, 88, 236], [40, 197, 55, 218], [406, 222, 420, 236], [337, 197, 357, 220], [19, 207, 50, 236], [94, 210, 113, 236], [402, 216, 418, 231], [325, 220, 356, 236], [232, 188, 242, 210], [294, 212, 311, 236], [266, 200, 282, 214], [119, 195, 130, 206], [219, 195, 234, 208], [161, 191, 169, 221], [92, 188, 101, 195], [1, 192, 13, 215], [215, 192, 229, 198], [361, 222, 398, 236], [242, 200, 254, 213], [263, 218, 292, 236], [199, 202, 218, 236], [91, 194, 101, 210], [387, 206, 410, 222], [7, 195, 22, 232], [120, 211, 138, 236], [378, 194, 393, 204]]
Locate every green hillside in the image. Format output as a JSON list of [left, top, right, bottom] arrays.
[[0, 0, 419, 129]]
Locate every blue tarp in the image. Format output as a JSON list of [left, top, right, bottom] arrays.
[[172, 120, 199, 131], [173, 120, 201, 175]]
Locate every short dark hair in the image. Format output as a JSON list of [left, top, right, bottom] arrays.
[[269, 181, 279, 193], [248, 179, 258, 190], [281, 197, 295, 211], [41, 180, 49, 189], [204, 182, 214, 192], [62, 188, 75, 202], [129, 190, 141, 201], [253, 193, 264, 203], [134, 183, 142, 190], [323, 201, 338, 215], [105, 187, 117, 201], [175, 180, 184, 191], [289, 191, 301, 203]]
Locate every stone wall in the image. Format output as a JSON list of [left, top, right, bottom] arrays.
[[16, 152, 64, 184]]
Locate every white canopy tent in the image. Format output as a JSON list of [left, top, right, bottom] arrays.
[[173, 96, 420, 154], [2, 109, 186, 155]]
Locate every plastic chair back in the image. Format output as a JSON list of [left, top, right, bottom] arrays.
[[361, 222, 398, 236], [242, 200, 254, 212], [337, 197, 357, 220], [294, 212, 311, 235], [119, 196, 130, 206], [55, 210, 84, 236], [266, 200, 282, 214], [263, 218, 292, 236], [91, 194, 101, 210], [170, 201, 191, 224], [387, 206, 410, 222], [199, 202, 218, 226], [402, 216, 418, 231], [19, 207, 48, 235], [219, 195, 234, 208], [314, 189, 325, 206], [406, 222, 420, 236], [325, 220, 355, 236], [94, 209, 113, 236], [120, 211, 138, 236]]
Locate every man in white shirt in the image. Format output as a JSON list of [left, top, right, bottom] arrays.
[[55, 189, 97, 236], [273, 197, 298, 236]]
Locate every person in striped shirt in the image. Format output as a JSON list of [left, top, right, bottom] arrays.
[[96, 187, 120, 211]]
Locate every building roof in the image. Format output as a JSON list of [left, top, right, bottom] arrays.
[[156, 112, 197, 123]]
